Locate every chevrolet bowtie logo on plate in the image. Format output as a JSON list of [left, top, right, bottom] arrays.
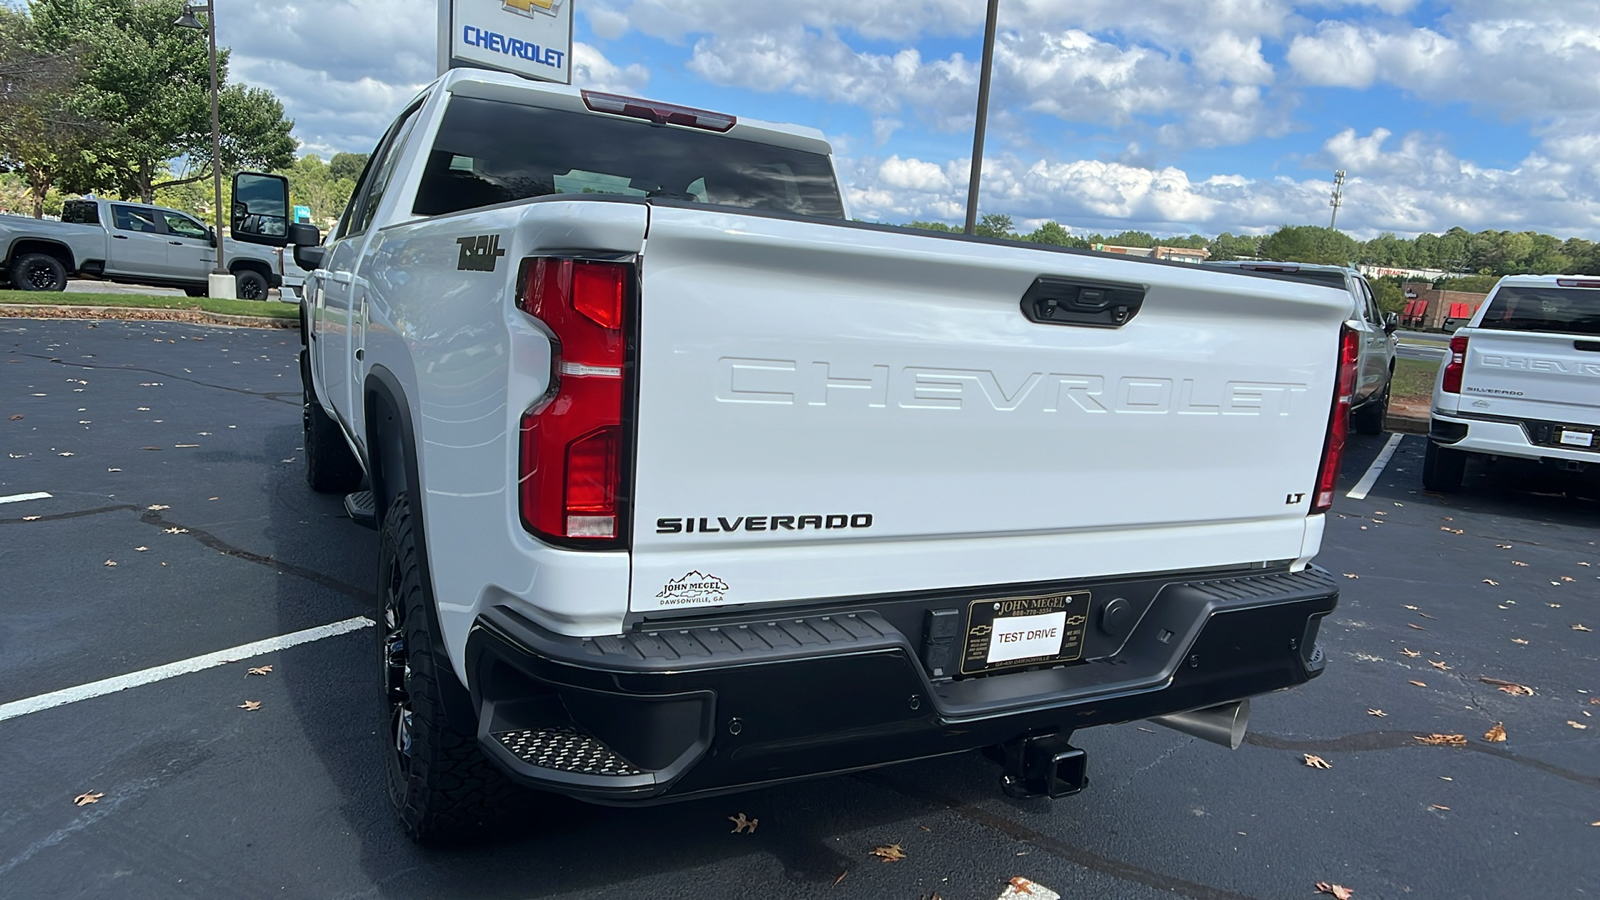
[[503, 0, 561, 16], [968, 625, 992, 636]]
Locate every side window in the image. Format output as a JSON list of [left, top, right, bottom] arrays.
[[111, 205, 159, 234], [1355, 279, 1380, 324], [161, 212, 209, 239], [337, 102, 425, 241]]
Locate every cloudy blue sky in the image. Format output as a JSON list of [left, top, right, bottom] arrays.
[[211, 0, 1600, 240]]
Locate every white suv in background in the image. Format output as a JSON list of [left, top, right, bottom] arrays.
[[1424, 275, 1600, 492], [1205, 262, 1398, 434]]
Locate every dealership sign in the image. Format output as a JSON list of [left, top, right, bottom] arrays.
[[438, 0, 573, 84]]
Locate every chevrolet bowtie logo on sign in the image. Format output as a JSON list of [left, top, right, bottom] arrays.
[[503, 0, 561, 17]]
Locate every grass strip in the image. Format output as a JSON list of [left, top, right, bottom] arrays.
[[0, 289, 296, 318], [1392, 357, 1440, 403]]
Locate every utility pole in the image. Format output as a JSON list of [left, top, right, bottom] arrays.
[[963, 0, 1000, 235], [1328, 169, 1346, 230]]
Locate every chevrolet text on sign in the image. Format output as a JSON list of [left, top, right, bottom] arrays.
[[440, 0, 573, 84]]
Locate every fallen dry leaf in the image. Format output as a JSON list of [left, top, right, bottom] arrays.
[[1303, 754, 1332, 769], [22, 515, 40, 521], [1484, 723, 1507, 742], [871, 843, 907, 862], [246, 666, 273, 677], [1549, 603, 1562, 608], [8, 414, 20, 420], [1404, 604, 1419, 610], [134, 546, 147, 552], [1561, 576, 1575, 583], [1418, 612, 1436, 620], [1315, 882, 1354, 900], [728, 812, 758, 834], [102, 560, 116, 567], [1569, 721, 1589, 730], [146, 504, 169, 511], [1429, 660, 1451, 671], [73, 791, 103, 807], [1480, 676, 1535, 696], [1482, 579, 1499, 586], [1409, 680, 1428, 687], [1408, 623, 1426, 631], [1401, 648, 1421, 657], [57, 452, 73, 457], [1575, 624, 1593, 632], [1512, 560, 1529, 567], [1367, 709, 1387, 717], [1343, 573, 1359, 579], [1430, 804, 1451, 811], [174, 443, 198, 448], [162, 527, 188, 534], [833, 870, 847, 887], [1415, 734, 1467, 746], [238, 700, 261, 711], [1591, 698, 1599, 706], [1512, 638, 1529, 645]]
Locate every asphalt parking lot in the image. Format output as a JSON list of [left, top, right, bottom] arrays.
[[2, 317, 1596, 900]]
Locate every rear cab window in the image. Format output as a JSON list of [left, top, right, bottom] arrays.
[[1478, 285, 1600, 337], [412, 96, 845, 220]]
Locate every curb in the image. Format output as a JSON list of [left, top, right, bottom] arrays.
[[0, 303, 298, 329], [1385, 414, 1428, 435]]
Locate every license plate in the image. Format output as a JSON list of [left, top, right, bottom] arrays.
[[961, 591, 1090, 675], [1559, 429, 1595, 447]]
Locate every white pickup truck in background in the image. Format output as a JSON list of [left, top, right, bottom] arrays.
[[234, 67, 1356, 844], [0, 197, 286, 298], [1425, 274, 1600, 492]]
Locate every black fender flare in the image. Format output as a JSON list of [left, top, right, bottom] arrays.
[[364, 364, 479, 733]]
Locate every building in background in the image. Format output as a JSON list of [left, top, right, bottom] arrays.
[[1092, 244, 1211, 264], [1398, 281, 1488, 331]]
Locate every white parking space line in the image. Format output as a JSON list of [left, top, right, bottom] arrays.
[[1346, 433, 1406, 500], [0, 492, 52, 505], [0, 616, 374, 724]]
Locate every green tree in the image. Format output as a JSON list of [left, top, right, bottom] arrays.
[[328, 152, 368, 182], [974, 213, 1015, 239], [1370, 278, 1406, 314], [1257, 225, 1358, 266], [904, 220, 958, 233], [1207, 232, 1260, 261], [31, 0, 296, 203], [1024, 221, 1086, 248], [0, 6, 99, 217]]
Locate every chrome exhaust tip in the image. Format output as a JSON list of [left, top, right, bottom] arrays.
[[1148, 699, 1250, 750]]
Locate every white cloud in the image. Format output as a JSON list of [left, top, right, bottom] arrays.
[[571, 42, 650, 94], [841, 124, 1600, 239]]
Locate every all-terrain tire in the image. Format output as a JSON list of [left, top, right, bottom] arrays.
[[234, 269, 269, 300], [380, 492, 518, 844], [1422, 440, 1467, 492], [10, 253, 67, 291], [1352, 379, 1390, 435], [301, 350, 363, 493]]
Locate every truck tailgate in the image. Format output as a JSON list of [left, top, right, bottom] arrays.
[[1457, 330, 1600, 426], [628, 209, 1350, 614]]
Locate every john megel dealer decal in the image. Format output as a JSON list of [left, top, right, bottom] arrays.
[[656, 571, 730, 605]]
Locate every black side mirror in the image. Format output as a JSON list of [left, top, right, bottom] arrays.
[[288, 222, 325, 271], [207, 226, 217, 248], [231, 172, 290, 246], [1384, 312, 1399, 334]]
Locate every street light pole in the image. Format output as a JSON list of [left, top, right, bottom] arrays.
[[176, 1, 231, 296], [963, 0, 1000, 236], [204, 0, 224, 278]]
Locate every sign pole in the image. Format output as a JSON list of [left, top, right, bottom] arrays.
[[963, 0, 1000, 236]]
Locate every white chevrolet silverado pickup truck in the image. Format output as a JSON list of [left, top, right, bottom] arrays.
[[1424, 275, 1600, 492], [0, 198, 286, 298], [235, 67, 1357, 844]]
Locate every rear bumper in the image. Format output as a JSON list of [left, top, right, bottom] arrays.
[[464, 566, 1337, 804], [1431, 411, 1600, 464]]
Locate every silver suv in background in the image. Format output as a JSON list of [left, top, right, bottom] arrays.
[[1205, 261, 1398, 434]]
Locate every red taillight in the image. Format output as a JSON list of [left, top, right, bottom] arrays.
[[517, 258, 630, 542], [580, 90, 737, 132], [1441, 334, 1468, 394], [1313, 325, 1361, 514]]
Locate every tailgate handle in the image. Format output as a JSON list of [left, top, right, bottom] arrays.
[[1575, 341, 1600, 353], [1021, 277, 1145, 329]]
